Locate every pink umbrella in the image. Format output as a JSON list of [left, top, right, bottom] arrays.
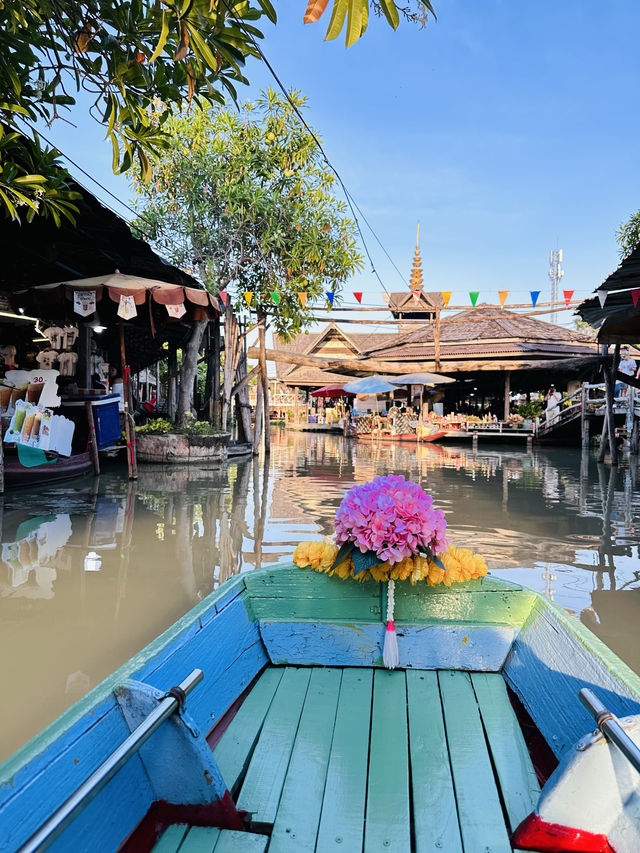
[[311, 385, 356, 398]]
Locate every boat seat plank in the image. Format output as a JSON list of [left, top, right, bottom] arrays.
[[212, 829, 269, 853], [364, 670, 410, 853], [438, 670, 512, 853], [237, 667, 312, 825], [471, 672, 540, 832], [269, 668, 343, 853], [406, 670, 463, 853], [212, 667, 284, 795], [151, 825, 189, 852], [315, 669, 374, 853], [177, 826, 221, 852]]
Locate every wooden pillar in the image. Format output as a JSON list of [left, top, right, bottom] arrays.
[[581, 383, 589, 450], [0, 435, 4, 494], [434, 308, 441, 372], [119, 322, 137, 480], [503, 371, 511, 421], [606, 345, 619, 465], [252, 372, 264, 455], [168, 345, 178, 422], [211, 316, 221, 426], [257, 310, 270, 455], [77, 325, 92, 388], [631, 411, 640, 456], [85, 402, 100, 475]]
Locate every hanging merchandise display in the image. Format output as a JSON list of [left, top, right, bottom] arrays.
[[43, 326, 65, 349], [35, 349, 58, 370], [58, 352, 78, 377], [73, 291, 96, 317], [117, 294, 137, 320], [166, 303, 187, 319], [62, 326, 79, 349]]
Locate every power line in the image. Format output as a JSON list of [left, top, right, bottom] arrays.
[[219, 0, 401, 295]]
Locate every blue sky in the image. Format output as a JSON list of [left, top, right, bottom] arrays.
[[42, 0, 640, 329]]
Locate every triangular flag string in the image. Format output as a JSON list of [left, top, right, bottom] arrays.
[[441, 291, 451, 308], [353, 292, 363, 303], [530, 291, 540, 307], [298, 292, 307, 308], [498, 290, 509, 308], [632, 289, 640, 309], [469, 291, 479, 307], [270, 291, 280, 306], [563, 289, 574, 308], [243, 291, 253, 308], [326, 292, 335, 307], [597, 290, 607, 308]]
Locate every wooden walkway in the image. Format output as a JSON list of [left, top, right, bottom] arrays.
[[198, 666, 539, 853]]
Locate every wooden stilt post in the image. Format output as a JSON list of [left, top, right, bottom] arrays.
[[119, 321, 137, 480], [503, 371, 511, 421], [605, 345, 619, 465], [168, 345, 178, 422], [0, 435, 4, 495], [252, 371, 264, 455], [85, 402, 100, 475], [581, 383, 589, 450], [257, 309, 270, 455]]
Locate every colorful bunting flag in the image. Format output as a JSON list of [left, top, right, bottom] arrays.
[[596, 290, 607, 308], [326, 291, 335, 307], [441, 291, 452, 308], [298, 292, 307, 308], [117, 294, 137, 320], [498, 290, 509, 307], [411, 290, 422, 304], [469, 291, 479, 307], [270, 291, 280, 306], [219, 291, 228, 305], [530, 290, 540, 307], [632, 290, 640, 309], [166, 303, 186, 319], [563, 289, 574, 307], [73, 290, 96, 317], [243, 291, 253, 308], [353, 292, 363, 303]]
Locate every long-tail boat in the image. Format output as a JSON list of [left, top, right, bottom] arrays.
[[2, 561, 640, 853]]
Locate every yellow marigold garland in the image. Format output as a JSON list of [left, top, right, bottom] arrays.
[[292, 541, 488, 587]]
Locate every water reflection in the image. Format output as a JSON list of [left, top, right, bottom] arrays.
[[1, 430, 640, 760]]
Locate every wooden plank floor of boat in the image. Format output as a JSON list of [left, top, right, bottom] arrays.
[[155, 666, 540, 853]]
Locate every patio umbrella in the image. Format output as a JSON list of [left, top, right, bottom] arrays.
[[342, 376, 398, 394], [389, 372, 455, 386], [311, 385, 356, 398]]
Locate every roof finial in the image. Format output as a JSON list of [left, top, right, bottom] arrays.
[[409, 222, 423, 292]]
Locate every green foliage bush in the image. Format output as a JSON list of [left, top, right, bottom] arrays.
[[135, 418, 223, 436], [512, 400, 544, 419]]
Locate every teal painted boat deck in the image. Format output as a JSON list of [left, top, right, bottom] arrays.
[[206, 665, 540, 853]]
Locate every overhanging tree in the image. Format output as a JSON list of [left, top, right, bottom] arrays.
[[617, 210, 640, 259], [133, 89, 363, 433], [1, 0, 435, 222]]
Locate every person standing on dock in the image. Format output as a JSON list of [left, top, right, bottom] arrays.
[[544, 385, 562, 427], [616, 347, 637, 397]]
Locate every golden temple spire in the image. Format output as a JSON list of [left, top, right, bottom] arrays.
[[409, 222, 423, 292]]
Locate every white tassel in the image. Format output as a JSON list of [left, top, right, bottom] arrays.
[[383, 579, 399, 670]]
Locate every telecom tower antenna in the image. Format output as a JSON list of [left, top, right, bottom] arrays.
[[548, 249, 564, 324]]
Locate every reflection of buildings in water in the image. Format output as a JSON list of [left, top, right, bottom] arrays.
[[581, 588, 640, 675]]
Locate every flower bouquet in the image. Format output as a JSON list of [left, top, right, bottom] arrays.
[[293, 475, 488, 669]]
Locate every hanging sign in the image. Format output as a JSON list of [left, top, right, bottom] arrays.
[[530, 290, 540, 307], [270, 291, 280, 306], [441, 291, 452, 308], [632, 289, 640, 308], [298, 292, 307, 307], [166, 303, 186, 319], [117, 294, 137, 320], [498, 290, 509, 307], [563, 289, 574, 307], [73, 290, 96, 317], [469, 291, 479, 307], [597, 290, 607, 308], [353, 292, 363, 303], [326, 292, 335, 307], [243, 291, 253, 308]]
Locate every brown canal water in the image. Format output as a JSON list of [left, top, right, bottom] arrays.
[[1, 428, 640, 762]]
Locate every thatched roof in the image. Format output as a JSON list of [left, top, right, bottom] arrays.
[[578, 244, 640, 343], [363, 305, 598, 370]]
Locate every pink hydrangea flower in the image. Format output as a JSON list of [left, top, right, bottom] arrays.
[[334, 475, 448, 564]]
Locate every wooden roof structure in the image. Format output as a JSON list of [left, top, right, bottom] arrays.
[[362, 304, 599, 373], [577, 244, 640, 343], [273, 323, 397, 388]]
